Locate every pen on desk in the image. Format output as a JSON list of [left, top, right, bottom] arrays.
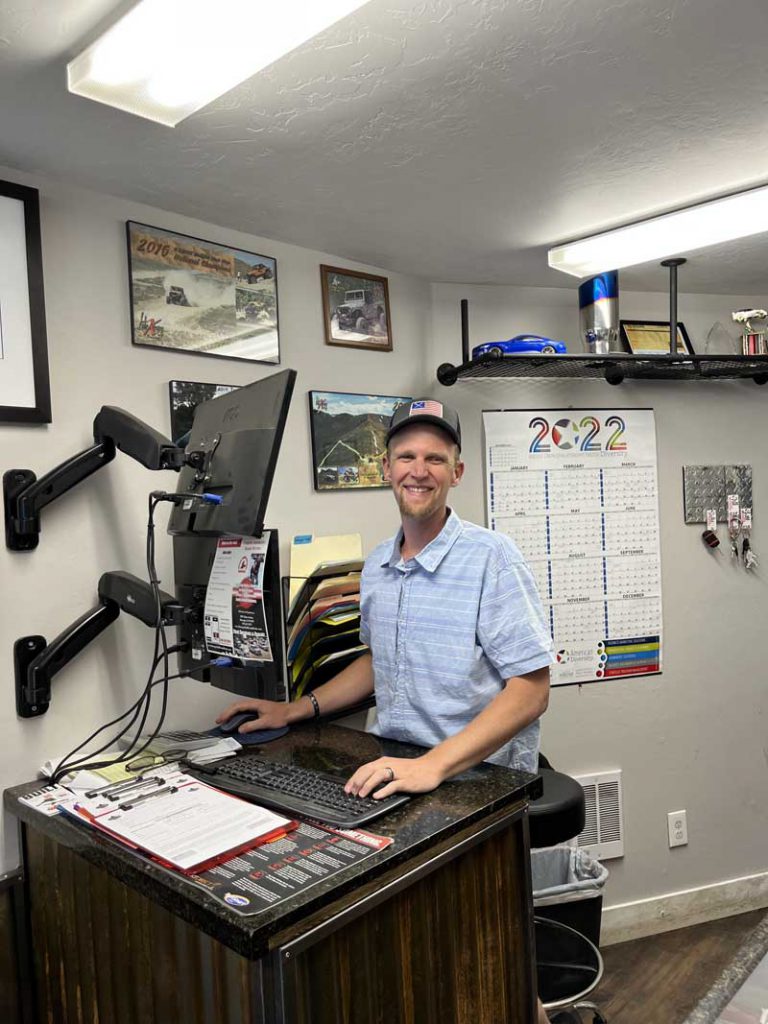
[[87, 776, 166, 800], [119, 785, 178, 811]]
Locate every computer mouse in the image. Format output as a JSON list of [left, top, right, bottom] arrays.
[[218, 711, 261, 734]]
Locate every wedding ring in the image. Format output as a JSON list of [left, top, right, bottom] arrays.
[[383, 766, 395, 782]]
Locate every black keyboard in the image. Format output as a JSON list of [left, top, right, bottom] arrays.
[[191, 755, 409, 828]]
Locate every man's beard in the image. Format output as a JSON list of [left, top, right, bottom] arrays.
[[395, 487, 443, 521]]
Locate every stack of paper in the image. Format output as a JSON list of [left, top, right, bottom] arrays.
[[285, 558, 367, 697], [288, 534, 362, 607], [185, 739, 240, 764]]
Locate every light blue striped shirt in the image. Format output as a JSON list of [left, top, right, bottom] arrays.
[[360, 509, 554, 773]]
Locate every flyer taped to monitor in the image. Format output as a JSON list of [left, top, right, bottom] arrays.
[[204, 534, 273, 663]]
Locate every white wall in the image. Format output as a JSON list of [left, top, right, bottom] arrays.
[[0, 166, 428, 873], [2, 165, 766, 931], [430, 283, 768, 914]]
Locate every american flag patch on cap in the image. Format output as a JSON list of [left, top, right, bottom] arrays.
[[409, 400, 443, 417]]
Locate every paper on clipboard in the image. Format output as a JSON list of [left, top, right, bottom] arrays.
[[71, 773, 295, 873]]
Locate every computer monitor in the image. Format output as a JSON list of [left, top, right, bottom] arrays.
[[169, 368, 296, 699], [168, 368, 295, 539]]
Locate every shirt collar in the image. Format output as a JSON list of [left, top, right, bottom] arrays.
[[381, 508, 464, 572]]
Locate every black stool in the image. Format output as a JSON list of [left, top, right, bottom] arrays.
[[529, 769, 608, 1024], [529, 769, 586, 849]]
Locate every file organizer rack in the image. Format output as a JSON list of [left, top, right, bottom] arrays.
[[281, 562, 366, 702]]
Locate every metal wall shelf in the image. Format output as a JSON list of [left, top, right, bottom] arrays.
[[436, 353, 768, 386]]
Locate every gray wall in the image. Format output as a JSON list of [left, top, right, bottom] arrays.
[[1, 167, 766, 918], [0, 166, 429, 872], [430, 283, 768, 906]]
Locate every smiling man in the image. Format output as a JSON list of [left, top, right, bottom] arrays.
[[218, 397, 552, 796], [218, 397, 555, 1022]]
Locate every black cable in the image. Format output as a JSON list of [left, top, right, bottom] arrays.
[[52, 494, 174, 783], [49, 655, 225, 782], [51, 652, 165, 782], [51, 490, 230, 785]]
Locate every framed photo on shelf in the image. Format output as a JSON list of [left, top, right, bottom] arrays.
[[168, 379, 238, 445], [0, 180, 51, 423], [620, 319, 694, 355], [320, 265, 392, 352], [308, 390, 411, 490], [127, 221, 280, 364]]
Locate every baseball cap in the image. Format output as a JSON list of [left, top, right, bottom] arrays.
[[386, 398, 461, 450]]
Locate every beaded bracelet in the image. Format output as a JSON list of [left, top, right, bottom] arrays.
[[306, 691, 321, 718]]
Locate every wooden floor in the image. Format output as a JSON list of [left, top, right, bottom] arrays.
[[595, 909, 766, 1024]]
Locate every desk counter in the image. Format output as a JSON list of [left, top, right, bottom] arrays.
[[6, 723, 541, 1024]]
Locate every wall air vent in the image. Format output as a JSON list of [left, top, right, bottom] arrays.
[[573, 770, 624, 860]]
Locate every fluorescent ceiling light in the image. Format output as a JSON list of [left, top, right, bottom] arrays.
[[548, 184, 768, 278], [68, 0, 371, 127]]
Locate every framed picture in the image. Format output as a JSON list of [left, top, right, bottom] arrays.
[[168, 379, 238, 445], [127, 221, 280, 364], [308, 390, 411, 490], [620, 320, 694, 355], [320, 265, 392, 351], [0, 180, 51, 423]]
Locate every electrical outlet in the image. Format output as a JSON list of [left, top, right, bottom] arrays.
[[667, 810, 688, 848]]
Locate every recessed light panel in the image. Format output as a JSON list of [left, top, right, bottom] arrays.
[[68, 0, 371, 127]]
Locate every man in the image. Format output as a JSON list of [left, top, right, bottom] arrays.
[[219, 396, 552, 788], [218, 398, 554, 1020]]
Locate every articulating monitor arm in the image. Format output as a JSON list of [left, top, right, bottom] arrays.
[[4, 407, 188, 551], [15, 571, 185, 718]]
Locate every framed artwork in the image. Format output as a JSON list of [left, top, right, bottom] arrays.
[[308, 390, 411, 490], [620, 320, 694, 355], [127, 221, 280, 364], [0, 180, 51, 423], [168, 379, 238, 444], [320, 265, 392, 351]]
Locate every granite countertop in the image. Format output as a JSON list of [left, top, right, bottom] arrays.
[[5, 722, 540, 960], [683, 911, 768, 1024]]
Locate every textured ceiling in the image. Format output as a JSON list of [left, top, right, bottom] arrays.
[[3, 0, 768, 292]]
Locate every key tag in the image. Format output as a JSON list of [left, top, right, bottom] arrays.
[[741, 507, 758, 570], [702, 509, 720, 553], [727, 495, 741, 559]]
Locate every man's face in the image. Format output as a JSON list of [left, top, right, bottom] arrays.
[[383, 423, 464, 521]]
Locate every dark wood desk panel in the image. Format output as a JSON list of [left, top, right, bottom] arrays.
[[7, 724, 541, 1024], [280, 803, 534, 1024]]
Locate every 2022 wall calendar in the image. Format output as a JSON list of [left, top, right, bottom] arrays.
[[483, 408, 662, 686]]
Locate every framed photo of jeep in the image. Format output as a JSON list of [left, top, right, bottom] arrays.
[[320, 265, 392, 351], [126, 221, 280, 364]]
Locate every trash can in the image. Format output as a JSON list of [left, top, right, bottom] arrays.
[[531, 845, 608, 947]]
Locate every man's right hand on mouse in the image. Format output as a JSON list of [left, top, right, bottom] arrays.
[[215, 698, 296, 734]]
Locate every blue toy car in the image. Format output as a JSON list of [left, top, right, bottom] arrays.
[[472, 334, 567, 359]]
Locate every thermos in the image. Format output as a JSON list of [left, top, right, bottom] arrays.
[[579, 271, 619, 354]]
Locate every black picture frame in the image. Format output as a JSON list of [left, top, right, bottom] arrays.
[[0, 180, 51, 423], [308, 390, 411, 491], [619, 319, 694, 356], [168, 379, 238, 445], [127, 221, 280, 364]]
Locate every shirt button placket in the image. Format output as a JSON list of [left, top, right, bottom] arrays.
[[394, 569, 410, 727]]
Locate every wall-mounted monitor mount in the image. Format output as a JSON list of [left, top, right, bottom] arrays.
[[15, 571, 185, 717], [4, 407, 188, 551], [12, 369, 297, 716]]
